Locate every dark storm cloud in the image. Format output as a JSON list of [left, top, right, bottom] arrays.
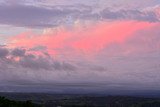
[[0, 4, 159, 28]]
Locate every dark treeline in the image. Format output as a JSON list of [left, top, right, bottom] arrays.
[[0, 96, 41, 107], [1, 95, 160, 107]]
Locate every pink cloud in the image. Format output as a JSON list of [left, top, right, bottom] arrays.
[[8, 21, 158, 57]]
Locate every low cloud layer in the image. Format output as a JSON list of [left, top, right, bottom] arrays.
[[0, 47, 78, 70], [0, 45, 160, 91], [0, 47, 108, 87]]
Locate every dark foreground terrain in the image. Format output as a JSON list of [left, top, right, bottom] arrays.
[[1, 93, 160, 107]]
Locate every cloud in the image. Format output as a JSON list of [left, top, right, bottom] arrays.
[[1, 22, 160, 91], [100, 9, 159, 22], [1, 45, 160, 91], [8, 20, 158, 57], [0, 47, 77, 71], [19, 54, 53, 70], [0, 3, 160, 28], [1, 0, 160, 91], [0, 4, 92, 28], [11, 48, 26, 57], [0, 47, 9, 58], [53, 61, 76, 71], [29, 45, 47, 51], [0, 46, 109, 87], [2, 20, 160, 89]]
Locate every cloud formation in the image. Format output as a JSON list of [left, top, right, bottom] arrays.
[[11, 48, 26, 57], [0, 2, 160, 28], [9, 20, 158, 56], [1, 20, 159, 88], [0, 0, 160, 92], [0, 47, 9, 58], [0, 4, 92, 28], [0, 46, 108, 87]]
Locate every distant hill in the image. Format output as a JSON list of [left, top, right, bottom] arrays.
[[1, 93, 160, 107]]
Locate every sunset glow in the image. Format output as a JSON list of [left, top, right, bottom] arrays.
[[0, 0, 160, 92]]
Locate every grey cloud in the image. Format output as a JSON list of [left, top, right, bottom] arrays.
[[19, 54, 77, 71], [0, 4, 65, 28], [0, 46, 160, 91], [100, 9, 159, 22], [0, 47, 109, 76], [30, 45, 47, 51], [0, 4, 91, 28], [0, 45, 6, 47], [0, 4, 160, 28], [53, 61, 76, 71], [0, 48, 9, 58], [11, 48, 26, 57], [89, 65, 106, 72], [0, 47, 77, 71], [19, 55, 53, 70]]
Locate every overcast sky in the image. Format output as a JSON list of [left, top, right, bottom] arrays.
[[0, 0, 160, 92]]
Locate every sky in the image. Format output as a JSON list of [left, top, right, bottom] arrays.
[[0, 0, 160, 93]]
